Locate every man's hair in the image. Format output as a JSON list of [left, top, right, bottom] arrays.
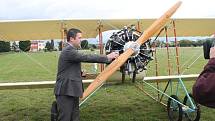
[[67, 28, 82, 42]]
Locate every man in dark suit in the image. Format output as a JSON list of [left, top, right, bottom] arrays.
[[54, 28, 119, 121]]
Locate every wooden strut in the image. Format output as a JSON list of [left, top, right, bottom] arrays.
[[165, 27, 172, 75], [61, 22, 64, 49], [159, 20, 180, 102], [173, 20, 181, 74], [153, 40, 160, 100], [150, 26, 166, 99], [98, 21, 104, 72], [159, 26, 173, 102], [60, 21, 67, 49], [135, 83, 167, 107], [0, 74, 198, 90], [137, 20, 141, 32], [81, 1, 182, 100]]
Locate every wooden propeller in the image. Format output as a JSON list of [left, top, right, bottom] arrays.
[[81, 1, 182, 100]]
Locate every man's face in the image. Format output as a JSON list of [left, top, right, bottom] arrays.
[[70, 33, 82, 48]]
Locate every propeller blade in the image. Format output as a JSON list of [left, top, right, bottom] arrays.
[[81, 1, 182, 100]]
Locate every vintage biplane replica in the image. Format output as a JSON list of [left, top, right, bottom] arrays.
[[1, 1, 215, 121]]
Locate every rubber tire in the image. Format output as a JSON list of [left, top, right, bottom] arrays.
[[167, 95, 183, 121], [183, 93, 200, 121]]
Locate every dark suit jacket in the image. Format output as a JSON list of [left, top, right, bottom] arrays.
[[54, 44, 109, 97]]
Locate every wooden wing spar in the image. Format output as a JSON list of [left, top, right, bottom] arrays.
[[81, 1, 182, 100]]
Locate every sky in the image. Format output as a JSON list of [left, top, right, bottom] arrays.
[[0, 0, 215, 20]]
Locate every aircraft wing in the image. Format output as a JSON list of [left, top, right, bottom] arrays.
[[0, 18, 214, 41]]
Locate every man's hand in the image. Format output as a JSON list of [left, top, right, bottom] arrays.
[[107, 52, 119, 61], [210, 47, 215, 59]]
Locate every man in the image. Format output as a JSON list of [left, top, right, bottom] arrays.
[[193, 47, 215, 108], [54, 28, 119, 121]]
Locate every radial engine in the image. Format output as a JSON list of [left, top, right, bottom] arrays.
[[105, 25, 154, 82]]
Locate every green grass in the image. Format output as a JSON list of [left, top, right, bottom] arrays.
[[0, 50, 98, 82], [0, 47, 215, 121], [146, 47, 207, 76], [0, 47, 207, 82]]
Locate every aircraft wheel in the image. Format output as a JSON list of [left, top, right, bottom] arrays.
[[167, 95, 183, 121], [121, 71, 136, 83], [183, 93, 200, 121], [121, 65, 136, 83]]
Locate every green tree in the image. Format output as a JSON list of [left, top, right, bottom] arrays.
[[196, 39, 204, 46], [91, 44, 97, 49], [169, 41, 175, 47], [191, 41, 197, 47], [0, 41, 10, 52], [19, 40, 31, 52], [45, 41, 52, 51], [81, 40, 88, 49], [179, 40, 192, 47]]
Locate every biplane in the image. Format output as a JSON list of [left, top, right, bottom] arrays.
[[0, 1, 215, 121]]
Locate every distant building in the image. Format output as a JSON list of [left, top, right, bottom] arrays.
[[30, 40, 45, 52]]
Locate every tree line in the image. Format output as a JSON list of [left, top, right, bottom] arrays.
[[0, 39, 90, 52], [0, 39, 209, 53], [0, 41, 31, 52], [154, 39, 205, 47]]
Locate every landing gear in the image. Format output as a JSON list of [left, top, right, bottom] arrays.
[[167, 94, 201, 121], [121, 65, 137, 83]]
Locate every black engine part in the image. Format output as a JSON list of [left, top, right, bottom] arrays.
[[105, 25, 154, 82]]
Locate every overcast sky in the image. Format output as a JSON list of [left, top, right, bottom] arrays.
[[0, 0, 215, 20]]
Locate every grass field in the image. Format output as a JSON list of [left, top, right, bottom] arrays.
[[0, 47, 215, 121]]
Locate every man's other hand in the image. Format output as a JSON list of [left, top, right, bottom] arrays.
[[107, 52, 119, 61], [210, 47, 215, 59]]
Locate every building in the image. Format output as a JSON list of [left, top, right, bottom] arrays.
[[30, 40, 45, 52]]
